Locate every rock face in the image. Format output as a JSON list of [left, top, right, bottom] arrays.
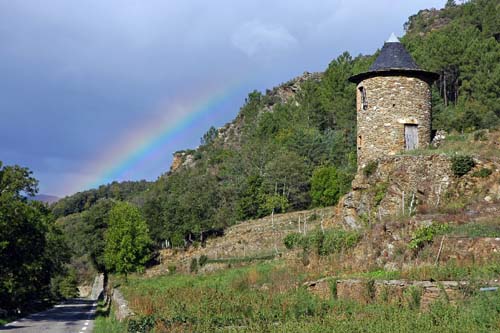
[[169, 151, 196, 173], [90, 273, 104, 300], [339, 154, 454, 227], [355, 75, 433, 169]]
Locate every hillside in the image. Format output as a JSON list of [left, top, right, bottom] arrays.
[[28, 194, 60, 204], [98, 129, 500, 333], [78, 1, 500, 331]]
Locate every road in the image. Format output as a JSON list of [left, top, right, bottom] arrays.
[[0, 299, 97, 333]]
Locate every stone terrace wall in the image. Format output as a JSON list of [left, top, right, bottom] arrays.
[[307, 278, 499, 309], [356, 75, 432, 169], [147, 207, 335, 276]]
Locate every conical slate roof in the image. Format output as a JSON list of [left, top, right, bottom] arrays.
[[349, 34, 438, 84]]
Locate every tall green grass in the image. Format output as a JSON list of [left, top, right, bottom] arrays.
[[112, 261, 500, 332]]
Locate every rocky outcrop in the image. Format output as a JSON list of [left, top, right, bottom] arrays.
[[169, 150, 196, 173], [339, 154, 454, 228], [90, 273, 104, 300]]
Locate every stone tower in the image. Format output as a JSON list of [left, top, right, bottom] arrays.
[[349, 33, 438, 169]]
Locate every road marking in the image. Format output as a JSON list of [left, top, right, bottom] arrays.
[[84, 321, 89, 325], [82, 327, 87, 331]]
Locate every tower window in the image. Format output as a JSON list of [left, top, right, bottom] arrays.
[[359, 87, 368, 110]]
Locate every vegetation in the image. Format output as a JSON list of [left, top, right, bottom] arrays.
[[104, 202, 152, 276], [283, 228, 360, 256], [363, 161, 378, 177], [52, 180, 152, 218], [310, 166, 352, 207], [48, 0, 499, 255], [0, 162, 72, 313], [451, 155, 476, 177], [408, 223, 450, 251], [403, 0, 500, 132], [94, 262, 500, 332]]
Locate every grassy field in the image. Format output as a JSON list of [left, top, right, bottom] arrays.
[[94, 260, 500, 333]]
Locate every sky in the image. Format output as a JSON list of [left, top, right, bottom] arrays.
[[0, 0, 446, 197]]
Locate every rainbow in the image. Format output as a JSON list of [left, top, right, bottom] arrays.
[[63, 79, 251, 195]]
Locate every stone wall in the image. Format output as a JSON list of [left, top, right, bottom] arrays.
[[306, 278, 499, 309], [356, 75, 432, 169], [112, 288, 134, 321]]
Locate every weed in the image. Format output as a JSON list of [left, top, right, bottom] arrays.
[[198, 255, 208, 267], [329, 279, 338, 300], [473, 129, 488, 141], [472, 168, 492, 178], [373, 182, 389, 206], [404, 286, 422, 310], [363, 161, 378, 177], [189, 258, 198, 273], [408, 223, 450, 251], [363, 279, 376, 303]]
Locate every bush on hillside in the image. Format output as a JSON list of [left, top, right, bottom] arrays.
[[451, 155, 475, 177]]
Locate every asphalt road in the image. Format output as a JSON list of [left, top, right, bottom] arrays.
[[0, 299, 97, 333]]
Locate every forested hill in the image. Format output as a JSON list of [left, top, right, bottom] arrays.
[[52, 180, 152, 218], [55, 0, 499, 252]]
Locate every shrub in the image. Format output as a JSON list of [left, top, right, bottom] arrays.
[[310, 166, 352, 207], [127, 315, 156, 333], [198, 255, 208, 267], [190, 258, 198, 273], [284, 232, 304, 249], [473, 129, 488, 141], [363, 161, 378, 177], [320, 229, 361, 255], [451, 155, 475, 177], [167, 265, 177, 274], [328, 279, 338, 299], [408, 223, 450, 251], [472, 168, 492, 178], [363, 279, 376, 302], [405, 286, 422, 309]]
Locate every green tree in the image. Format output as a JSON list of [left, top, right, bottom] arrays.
[[82, 199, 116, 272], [104, 202, 152, 276], [310, 166, 350, 207], [0, 162, 70, 310]]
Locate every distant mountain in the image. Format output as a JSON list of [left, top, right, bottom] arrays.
[[29, 194, 60, 204]]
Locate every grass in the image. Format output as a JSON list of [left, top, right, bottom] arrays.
[[109, 259, 500, 332], [349, 258, 500, 281], [447, 220, 500, 238], [0, 318, 14, 326], [400, 131, 500, 160], [206, 253, 276, 264], [93, 299, 127, 333]]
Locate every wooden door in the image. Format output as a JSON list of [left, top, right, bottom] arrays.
[[405, 124, 418, 150]]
